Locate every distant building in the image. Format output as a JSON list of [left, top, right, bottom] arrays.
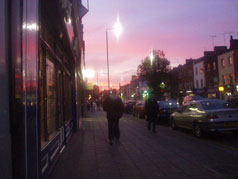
[[120, 84, 131, 100], [218, 36, 238, 96], [204, 46, 227, 98], [193, 57, 206, 96], [177, 59, 195, 95]]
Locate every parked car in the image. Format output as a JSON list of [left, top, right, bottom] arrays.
[[183, 95, 203, 104], [226, 95, 238, 107], [170, 99, 238, 137], [124, 100, 137, 114], [157, 99, 179, 124], [132, 101, 145, 119]]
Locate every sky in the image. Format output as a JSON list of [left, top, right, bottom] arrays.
[[83, 0, 238, 90]]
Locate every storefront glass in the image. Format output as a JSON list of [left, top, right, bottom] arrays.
[[46, 58, 57, 138], [64, 74, 72, 121]]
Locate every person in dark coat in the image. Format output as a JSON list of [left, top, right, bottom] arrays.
[[102, 90, 124, 145], [145, 93, 158, 133]]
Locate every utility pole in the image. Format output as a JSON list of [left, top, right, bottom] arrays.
[[96, 72, 98, 85]]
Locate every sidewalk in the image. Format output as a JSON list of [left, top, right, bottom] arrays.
[[50, 111, 238, 179]]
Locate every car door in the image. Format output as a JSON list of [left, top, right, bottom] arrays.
[[174, 105, 188, 127], [183, 103, 200, 129]]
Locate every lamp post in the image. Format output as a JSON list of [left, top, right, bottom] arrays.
[[106, 16, 122, 90]]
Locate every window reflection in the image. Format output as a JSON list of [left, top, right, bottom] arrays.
[[46, 58, 57, 137], [64, 74, 72, 121]]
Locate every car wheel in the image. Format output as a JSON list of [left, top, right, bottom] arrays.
[[171, 118, 177, 130], [194, 123, 202, 137]]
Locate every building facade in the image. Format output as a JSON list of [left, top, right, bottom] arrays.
[[177, 59, 194, 94], [0, 0, 88, 178], [218, 50, 235, 96], [218, 36, 238, 97], [193, 57, 206, 96], [204, 47, 227, 98]]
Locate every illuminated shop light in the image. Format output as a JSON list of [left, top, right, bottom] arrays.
[[23, 23, 39, 31], [218, 86, 224, 92]]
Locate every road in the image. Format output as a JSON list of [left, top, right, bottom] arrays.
[[50, 111, 238, 179], [155, 116, 238, 153]]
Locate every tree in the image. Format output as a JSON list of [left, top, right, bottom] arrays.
[[137, 49, 170, 98]]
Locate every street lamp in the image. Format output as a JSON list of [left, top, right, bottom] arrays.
[[150, 49, 154, 65], [106, 16, 123, 90]]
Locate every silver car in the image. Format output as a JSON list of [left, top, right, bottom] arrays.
[[170, 99, 238, 137]]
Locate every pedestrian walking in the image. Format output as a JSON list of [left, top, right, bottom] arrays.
[[145, 92, 158, 133], [102, 90, 124, 145], [92, 101, 97, 111]]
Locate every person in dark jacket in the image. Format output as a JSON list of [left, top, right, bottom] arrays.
[[145, 93, 158, 133], [102, 90, 124, 145]]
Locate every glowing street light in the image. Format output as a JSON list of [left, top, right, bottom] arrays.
[[106, 15, 123, 90], [113, 16, 123, 40], [150, 50, 154, 65], [82, 69, 95, 80]]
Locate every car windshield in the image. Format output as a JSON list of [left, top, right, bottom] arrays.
[[158, 100, 177, 109], [201, 100, 233, 110]]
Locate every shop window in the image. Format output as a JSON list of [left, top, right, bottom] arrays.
[[196, 80, 199, 89], [223, 75, 230, 85], [40, 46, 47, 146], [229, 73, 233, 83], [200, 66, 204, 74], [46, 58, 57, 138], [213, 62, 216, 70], [222, 59, 225, 67], [64, 74, 72, 121], [201, 79, 204, 88], [228, 56, 233, 65], [222, 75, 226, 85], [207, 64, 211, 71], [40, 48, 58, 147]]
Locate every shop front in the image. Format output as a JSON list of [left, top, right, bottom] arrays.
[[5, 0, 88, 178]]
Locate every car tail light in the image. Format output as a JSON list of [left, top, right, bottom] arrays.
[[207, 114, 218, 119]]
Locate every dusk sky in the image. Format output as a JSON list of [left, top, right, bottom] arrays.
[[83, 0, 238, 90]]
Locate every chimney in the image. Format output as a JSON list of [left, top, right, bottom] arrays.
[[229, 36, 238, 50], [214, 46, 227, 54]]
